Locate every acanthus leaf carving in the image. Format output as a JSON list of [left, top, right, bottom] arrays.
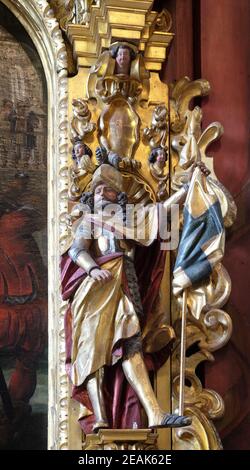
[[170, 77, 236, 450]]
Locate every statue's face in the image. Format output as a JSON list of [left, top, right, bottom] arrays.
[[94, 184, 118, 206], [156, 149, 166, 167], [115, 47, 131, 73], [74, 143, 85, 159]]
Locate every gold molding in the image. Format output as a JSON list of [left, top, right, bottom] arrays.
[[83, 429, 157, 450], [173, 407, 222, 450], [48, 0, 75, 30], [65, 1, 174, 70], [3, 2, 235, 452], [0, 0, 69, 450]]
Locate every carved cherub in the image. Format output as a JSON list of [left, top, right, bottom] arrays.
[[148, 146, 169, 200], [72, 141, 95, 175], [149, 146, 167, 177], [69, 141, 95, 200], [87, 42, 149, 104]]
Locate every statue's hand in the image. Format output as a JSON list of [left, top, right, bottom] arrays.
[[90, 268, 113, 284], [197, 161, 211, 176], [189, 161, 211, 180]]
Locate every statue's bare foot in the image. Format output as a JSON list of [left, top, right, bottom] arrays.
[[149, 413, 192, 429]]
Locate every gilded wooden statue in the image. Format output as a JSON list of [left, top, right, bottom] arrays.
[[61, 37, 219, 441], [62, 43, 194, 434], [57, 0, 236, 450]]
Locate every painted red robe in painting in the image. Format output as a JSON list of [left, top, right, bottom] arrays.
[[0, 202, 47, 402]]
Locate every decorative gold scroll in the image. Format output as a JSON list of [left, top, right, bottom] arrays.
[[169, 78, 236, 450]]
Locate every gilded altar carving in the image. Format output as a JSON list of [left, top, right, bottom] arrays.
[[87, 42, 149, 168], [66, 1, 174, 69], [70, 98, 96, 143], [143, 105, 169, 200], [58, 2, 236, 451], [62, 0, 194, 440], [49, 1, 99, 29], [98, 98, 140, 161], [4, 0, 236, 451], [169, 78, 236, 450], [87, 42, 150, 105], [143, 105, 168, 149], [83, 429, 157, 451], [48, 1, 75, 30]]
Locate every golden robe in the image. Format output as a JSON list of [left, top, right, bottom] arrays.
[[69, 205, 159, 386]]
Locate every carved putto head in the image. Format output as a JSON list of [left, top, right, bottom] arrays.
[[87, 40, 149, 104], [73, 141, 92, 161], [110, 42, 137, 75], [149, 146, 168, 170]]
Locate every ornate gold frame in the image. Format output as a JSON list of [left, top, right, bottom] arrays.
[[0, 0, 69, 450], [1, 0, 236, 451]]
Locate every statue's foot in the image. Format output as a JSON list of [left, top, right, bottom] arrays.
[[92, 421, 109, 433], [149, 413, 192, 429]]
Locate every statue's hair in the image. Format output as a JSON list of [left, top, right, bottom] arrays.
[[80, 191, 94, 210]]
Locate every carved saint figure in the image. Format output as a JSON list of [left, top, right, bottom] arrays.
[[62, 163, 195, 433]]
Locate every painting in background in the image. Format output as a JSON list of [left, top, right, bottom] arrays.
[[0, 3, 48, 449]]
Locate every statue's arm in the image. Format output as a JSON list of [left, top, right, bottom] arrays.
[[163, 162, 211, 213], [69, 237, 98, 274], [68, 230, 113, 283], [163, 184, 189, 213]]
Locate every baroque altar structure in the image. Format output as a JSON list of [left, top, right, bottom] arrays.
[[0, 0, 238, 451]]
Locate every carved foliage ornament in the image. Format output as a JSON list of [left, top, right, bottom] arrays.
[[170, 77, 236, 450], [143, 104, 169, 200]]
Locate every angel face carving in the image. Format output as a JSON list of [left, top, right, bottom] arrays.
[[88, 42, 148, 104], [114, 46, 133, 75], [149, 147, 168, 175]]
